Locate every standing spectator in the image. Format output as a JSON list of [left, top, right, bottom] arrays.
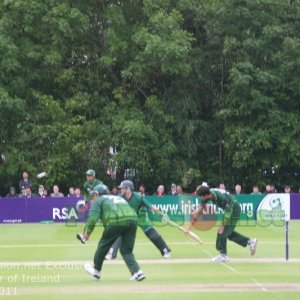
[[168, 183, 177, 195], [19, 171, 32, 192], [284, 185, 292, 193], [37, 185, 46, 198], [74, 187, 83, 198], [50, 185, 64, 197], [251, 185, 262, 195], [67, 187, 75, 197], [6, 186, 17, 197], [234, 184, 242, 195], [83, 169, 103, 203], [155, 185, 165, 196]]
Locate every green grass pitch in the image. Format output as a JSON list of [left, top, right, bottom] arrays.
[[0, 221, 300, 299]]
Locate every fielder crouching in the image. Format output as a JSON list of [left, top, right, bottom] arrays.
[[80, 184, 146, 281]]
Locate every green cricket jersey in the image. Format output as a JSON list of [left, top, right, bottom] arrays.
[[83, 178, 103, 203], [85, 195, 137, 234], [200, 188, 237, 210], [122, 192, 153, 229]]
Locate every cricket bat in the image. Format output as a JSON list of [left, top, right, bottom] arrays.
[[167, 219, 204, 244]]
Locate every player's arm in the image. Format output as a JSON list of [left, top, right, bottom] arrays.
[[83, 199, 102, 240], [83, 210, 99, 240], [184, 204, 204, 232]]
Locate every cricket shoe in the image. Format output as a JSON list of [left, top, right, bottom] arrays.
[[163, 248, 171, 259], [248, 238, 257, 256], [84, 263, 100, 280], [212, 254, 229, 262], [130, 270, 146, 282], [76, 233, 86, 244]]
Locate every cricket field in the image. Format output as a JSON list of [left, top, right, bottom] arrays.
[[1, 220, 300, 299]]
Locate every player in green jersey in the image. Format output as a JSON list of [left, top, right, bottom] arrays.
[[83, 169, 103, 203], [189, 185, 257, 262], [106, 180, 171, 260], [79, 184, 146, 281]]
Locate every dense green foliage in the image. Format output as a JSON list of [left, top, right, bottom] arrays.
[[1, 0, 300, 195]]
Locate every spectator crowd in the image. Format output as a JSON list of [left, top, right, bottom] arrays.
[[1, 170, 299, 198]]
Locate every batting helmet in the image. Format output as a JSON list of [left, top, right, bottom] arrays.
[[118, 180, 134, 191], [93, 184, 109, 195]]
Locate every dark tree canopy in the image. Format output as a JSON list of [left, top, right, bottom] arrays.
[[1, 0, 300, 195]]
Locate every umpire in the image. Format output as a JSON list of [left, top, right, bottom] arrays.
[[82, 184, 145, 281]]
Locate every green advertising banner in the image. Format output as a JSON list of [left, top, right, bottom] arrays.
[[145, 194, 264, 224]]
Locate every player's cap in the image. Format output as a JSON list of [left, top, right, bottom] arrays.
[[118, 180, 134, 191], [85, 169, 95, 176], [92, 184, 109, 195], [171, 183, 176, 188]]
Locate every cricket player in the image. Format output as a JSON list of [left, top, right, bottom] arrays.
[[190, 185, 257, 262], [107, 180, 171, 259], [83, 169, 103, 203], [79, 184, 146, 281]]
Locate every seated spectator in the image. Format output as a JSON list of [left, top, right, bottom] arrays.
[[168, 183, 177, 195], [251, 185, 262, 195], [218, 183, 226, 190], [50, 185, 64, 197], [19, 171, 32, 192], [6, 186, 17, 197], [155, 185, 165, 196], [234, 184, 242, 195], [111, 186, 119, 195], [26, 188, 33, 197], [270, 184, 276, 193], [19, 187, 33, 198], [176, 185, 183, 195], [264, 184, 272, 194], [37, 185, 46, 198], [43, 189, 48, 197], [74, 187, 82, 198], [67, 187, 75, 197], [138, 184, 147, 197], [284, 185, 292, 193], [19, 188, 27, 198]]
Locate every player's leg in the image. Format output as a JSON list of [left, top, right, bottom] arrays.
[[143, 226, 171, 257], [227, 203, 257, 255], [120, 220, 145, 281], [106, 236, 122, 260], [93, 226, 122, 272], [85, 226, 121, 280], [214, 207, 239, 262], [227, 202, 249, 247]]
